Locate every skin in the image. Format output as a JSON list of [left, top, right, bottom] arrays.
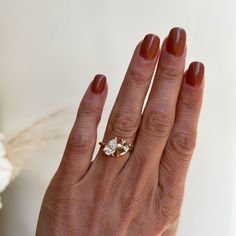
[[36, 27, 205, 236]]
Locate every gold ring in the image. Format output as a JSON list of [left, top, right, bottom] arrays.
[[99, 137, 134, 157]]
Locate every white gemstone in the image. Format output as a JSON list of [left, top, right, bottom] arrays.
[[103, 138, 118, 156], [108, 138, 118, 149], [103, 146, 113, 155]]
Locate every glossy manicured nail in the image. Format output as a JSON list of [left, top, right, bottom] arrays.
[[186, 62, 204, 87], [91, 74, 106, 93], [140, 34, 160, 60], [166, 27, 186, 56]]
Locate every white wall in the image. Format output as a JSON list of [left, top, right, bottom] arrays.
[[0, 0, 235, 235]]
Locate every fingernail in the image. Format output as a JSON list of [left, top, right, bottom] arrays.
[[91, 74, 106, 93], [140, 34, 160, 60], [166, 27, 186, 56], [186, 62, 204, 87]]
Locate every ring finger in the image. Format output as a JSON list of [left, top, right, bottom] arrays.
[[92, 34, 160, 174]]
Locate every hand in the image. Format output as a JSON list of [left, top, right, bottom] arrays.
[[36, 27, 204, 236]]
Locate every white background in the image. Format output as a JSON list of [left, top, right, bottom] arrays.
[[0, 0, 236, 235]]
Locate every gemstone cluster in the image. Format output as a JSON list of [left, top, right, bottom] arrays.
[[102, 137, 131, 157]]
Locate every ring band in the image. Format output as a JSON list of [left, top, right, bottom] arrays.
[[99, 137, 134, 157]]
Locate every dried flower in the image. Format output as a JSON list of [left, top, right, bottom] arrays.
[[0, 133, 13, 209]]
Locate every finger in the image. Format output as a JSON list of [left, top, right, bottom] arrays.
[[158, 62, 204, 207], [56, 74, 108, 184], [129, 27, 187, 169], [93, 34, 160, 173]]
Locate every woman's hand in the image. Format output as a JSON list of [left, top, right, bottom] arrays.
[[36, 27, 204, 236]]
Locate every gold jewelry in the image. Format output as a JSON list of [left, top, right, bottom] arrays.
[[99, 137, 134, 157]]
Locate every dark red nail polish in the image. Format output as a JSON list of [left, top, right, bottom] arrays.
[[91, 74, 106, 93], [166, 27, 186, 56], [140, 34, 160, 60], [186, 62, 204, 87]]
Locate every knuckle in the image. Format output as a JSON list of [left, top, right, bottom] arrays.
[[143, 110, 173, 139], [79, 103, 100, 116], [179, 98, 197, 113], [66, 131, 94, 156], [158, 65, 183, 82], [78, 104, 101, 123], [109, 112, 140, 138], [128, 66, 150, 87], [167, 131, 196, 160]]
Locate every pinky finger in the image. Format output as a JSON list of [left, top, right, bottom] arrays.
[[56, 74, 108, 184], [157, 62, 204, 206]]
